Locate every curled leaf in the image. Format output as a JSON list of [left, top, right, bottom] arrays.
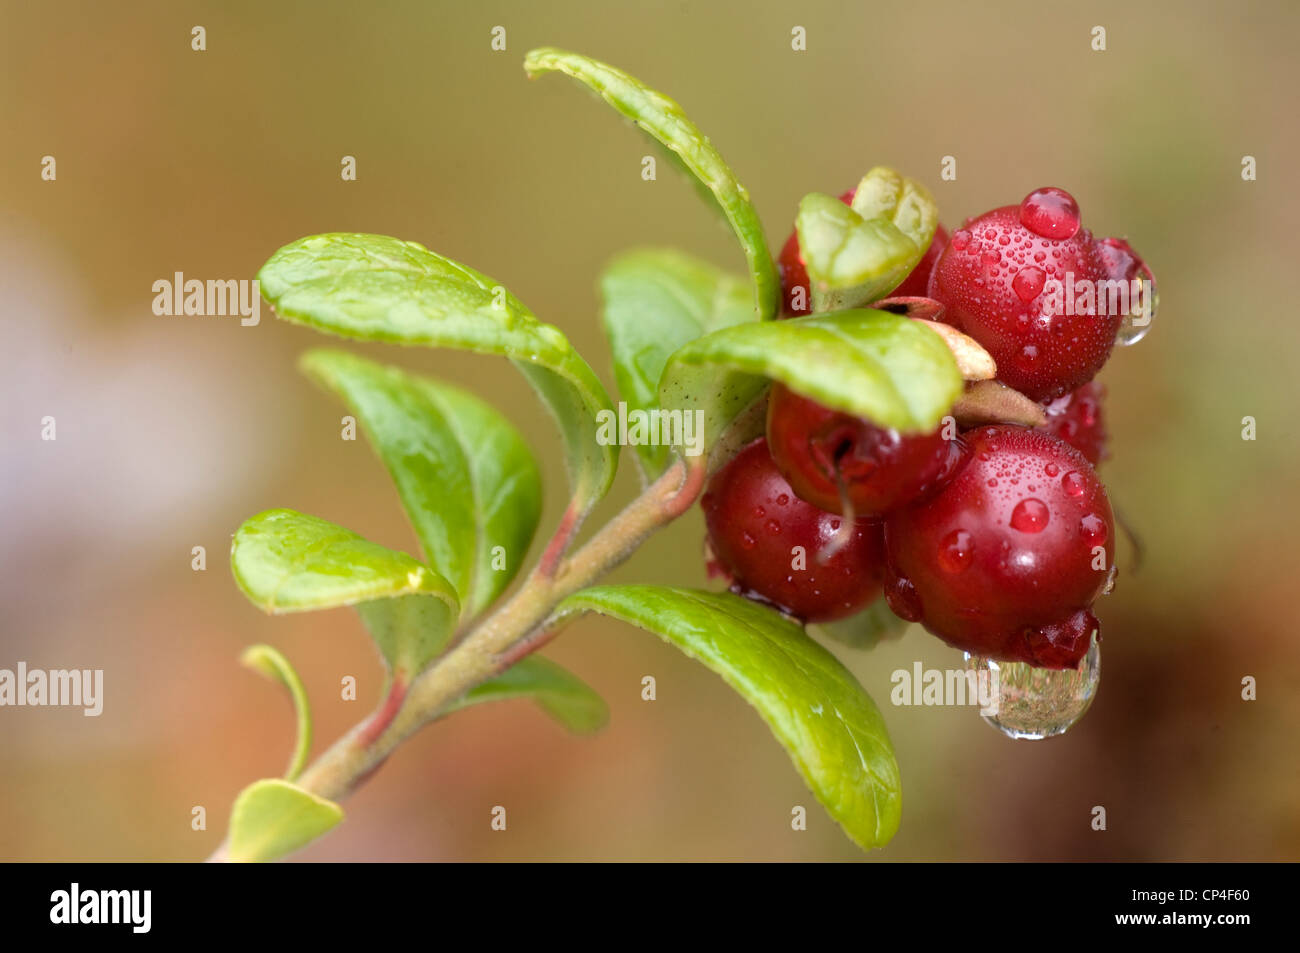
[[524, 47, 778, 320], [240, 645, 313, 781]]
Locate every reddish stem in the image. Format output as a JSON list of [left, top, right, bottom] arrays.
[[357, 676, 408, 749]]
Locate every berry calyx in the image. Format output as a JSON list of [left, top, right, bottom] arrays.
[[926, 187, 1128, 401], [702, 438, 887, 622], [1037, 381, 1108, 466], [882, 426, 1115, 669], [778, 189, 947, 316], [766, 383, 963, 516]]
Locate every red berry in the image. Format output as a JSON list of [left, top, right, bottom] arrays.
[[890, 224, 949, 298], [927, 187, 1121, 401], [702, 438, 887, 622], [882, 426, 1115, 668], [1037, 381, 1108, 466], [778, 189, 947, 316], [766, 383, 963, 516]]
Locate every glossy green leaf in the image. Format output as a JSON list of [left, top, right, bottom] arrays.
[[659, 309, 963, 458], [453, 656, 609, 734], [231, 508, 459, 677], [599, 249, 754, 475], [227, 779, 343, 863], [797, 168, 937, 312], [552, 585, 902, 849], [525, 47, 778, 321], [258, 233, 617, 516], [240, 645, 313, 781], [300, 349, 542, 620], [813, 600, 911, 651]]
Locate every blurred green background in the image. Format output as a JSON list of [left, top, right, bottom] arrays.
[[2, 0, 1297, 861]]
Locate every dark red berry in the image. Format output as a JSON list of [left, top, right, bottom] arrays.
[[926, 187, 1121, 401], [766, 383, 963, 516], [1037, 381, 1108, 466], [778, 189, 947, 316], [702, 438, 887, 622], [883, 426, 1115, 669]]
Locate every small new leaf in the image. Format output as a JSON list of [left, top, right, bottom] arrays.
[[240, 645, 313, 781], [231, 509, 459, 677], [797, 168, 938, 312], [454, 656, 609, 735], [552, 585, 902, 850], [524, 47, 779, 320], [227, 779, 343, 863]]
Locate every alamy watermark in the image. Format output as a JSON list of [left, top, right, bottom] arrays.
[[891, 662, 999, 715], [0, 662, 103, 716], [152, 272, 260, 326], [595, 402, 705, 457], [1040, 272, 1153, 327]]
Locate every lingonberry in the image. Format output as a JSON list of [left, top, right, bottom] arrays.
[[702, 438, 887, 622], [926, 187, 1131, 401], [1037, 380, 1108, 466], [766, 382, 964, 516], [778, 189, 947, 316], [882, 426, 1115, 669]]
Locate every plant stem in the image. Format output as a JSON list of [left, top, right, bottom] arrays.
[[208, 457, 705, 861]]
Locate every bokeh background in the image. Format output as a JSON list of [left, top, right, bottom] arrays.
[[2, 0, 1297, 861]]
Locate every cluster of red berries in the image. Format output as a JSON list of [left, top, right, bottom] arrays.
[[704, 186, 1151, 670]]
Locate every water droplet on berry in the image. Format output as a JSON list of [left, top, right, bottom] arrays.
[[1116, 274, 1158, 347], [1019, 187, 1081, 240], [1010, 498, 1050, 533], [1081, 513, 1108, 544], [884, 575, 923, 622], [1011, 265, 1046, 302], [753, 506, 766, 518], [938, 530, 974, 573], [951, 229, 970, 251], [981, 249, 1001, 267], [1015, 344, 1040, 372], [1062, 471, 1086, 497], [765, 519, 782, 535], [1044, 462, 1060, 477], [740, 531, 756, 550], [964, 632, 1100, 740], [776, 493, 790, 506]]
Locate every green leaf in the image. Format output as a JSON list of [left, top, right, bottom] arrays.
[[258, 233, 617, 517], [797, 168, 937, 312], [812, 600, 911, 651], [453, 656, 609, 734], [300, 349, 542, 620], [599, 249, 754, 475], [524, 47, 779, 321], [240, 645, 313, 781], [660, 309, 963, 458], [227, 778, 343, 863], [231, 508, 459, 677], [552, 585, 902, 850]]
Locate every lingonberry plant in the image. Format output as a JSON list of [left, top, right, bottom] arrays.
[[212, 47, 1153, 861]]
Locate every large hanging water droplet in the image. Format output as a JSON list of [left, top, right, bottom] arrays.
[[964, 633, 1100, 739], [1116, 275, 1157, 346]]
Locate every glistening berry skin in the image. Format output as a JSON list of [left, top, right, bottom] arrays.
[[883, 426, 1115, 669], [927, 187, 1119, 401], [777, 189, 948, 316], [1037, 381, 1108, 466], [766, 382, 963, 516], [702, 438, 887, 622]]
